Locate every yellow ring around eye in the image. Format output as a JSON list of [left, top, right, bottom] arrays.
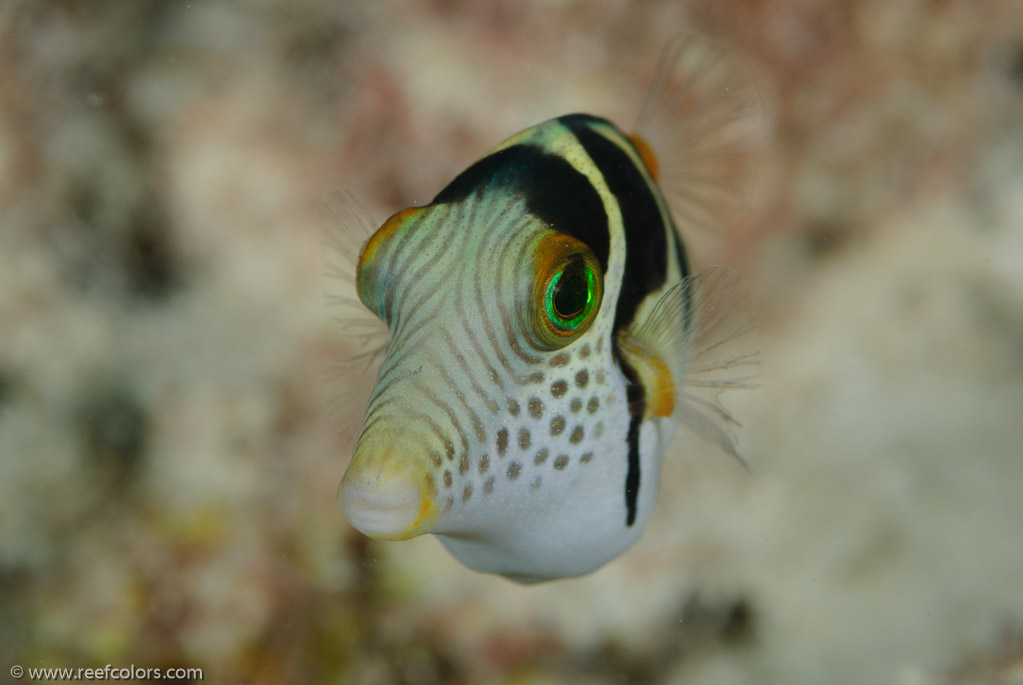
[[531, 233, 603, 349]]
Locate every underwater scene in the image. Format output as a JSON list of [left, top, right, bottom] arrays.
[[2, 1, 1022, 683]]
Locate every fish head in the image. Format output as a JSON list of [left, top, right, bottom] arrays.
[[338, 193, 635, 573]]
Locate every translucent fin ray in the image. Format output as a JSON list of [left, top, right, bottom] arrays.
[[635, 33, 765, 234], [627, 266, 758, 464], [321, 189, 389, 439]]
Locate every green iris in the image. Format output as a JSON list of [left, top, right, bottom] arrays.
[[546, 256, 595, 332]]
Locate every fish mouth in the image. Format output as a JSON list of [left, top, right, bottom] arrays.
[[337, 436, 439, 541]]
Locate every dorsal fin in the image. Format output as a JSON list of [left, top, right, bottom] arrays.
[[634, 33, 765, 234]]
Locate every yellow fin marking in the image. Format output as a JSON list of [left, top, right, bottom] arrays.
[[627, 132, 660, 182], [617, 332, 675, 419]]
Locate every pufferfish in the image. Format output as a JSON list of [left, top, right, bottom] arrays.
[[328, 35, 763, 584]]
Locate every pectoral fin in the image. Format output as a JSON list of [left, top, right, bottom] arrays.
[[620, 266, 757, 463]]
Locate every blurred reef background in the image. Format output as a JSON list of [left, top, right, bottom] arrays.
[[2, 1, 1023, 683]]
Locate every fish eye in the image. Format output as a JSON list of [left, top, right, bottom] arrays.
[[530, 236, 603, 350], [546, 255, 595, 332]]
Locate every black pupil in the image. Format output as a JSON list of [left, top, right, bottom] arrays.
[[553, 261, 588, 320]]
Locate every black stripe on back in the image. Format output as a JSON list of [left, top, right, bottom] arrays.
[[562, 115, 678, 525], [431, 143, 609, 270], [560, 114, 671, 333]]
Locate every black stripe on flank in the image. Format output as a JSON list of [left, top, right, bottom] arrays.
[[625, 414, 642, 527], [431, 143, 609, 270], [561, 115, 670, 332], [617, 352, 647, 527], [623, 381, 645, 527]]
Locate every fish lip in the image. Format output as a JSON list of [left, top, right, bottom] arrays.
[[337, 450, 438, 541], [338, 481, 416, 540]]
